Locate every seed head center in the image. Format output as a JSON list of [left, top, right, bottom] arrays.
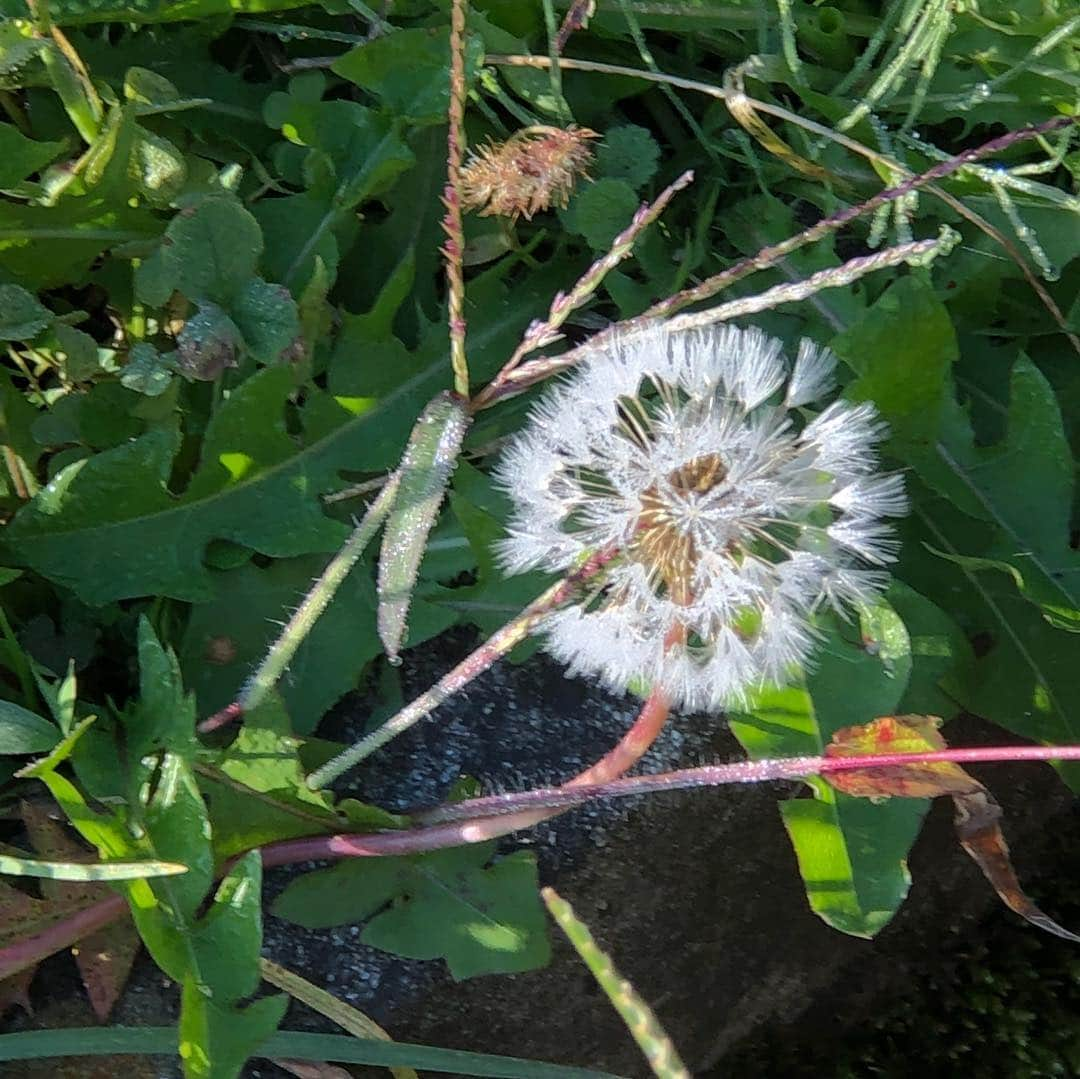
[[631, 453, 728, 605]]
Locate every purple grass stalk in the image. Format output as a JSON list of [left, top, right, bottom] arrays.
[[482, 230, 951, 402], [257, 742, 1080, 866], [473, 170, 694, 411]]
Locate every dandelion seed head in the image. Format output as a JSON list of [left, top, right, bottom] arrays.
[[496, 323, 907, 712]]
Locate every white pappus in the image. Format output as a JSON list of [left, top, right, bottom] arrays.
[[495, 322, 908, 713]]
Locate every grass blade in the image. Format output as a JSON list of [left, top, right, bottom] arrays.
[[0, 1027, 626, 1078], [542, 888, 690, 1079], [0, 853, 187, 881]]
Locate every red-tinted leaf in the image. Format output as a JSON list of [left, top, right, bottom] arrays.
[[825, 714, 981, 799], [825, 716, 1080, 942]]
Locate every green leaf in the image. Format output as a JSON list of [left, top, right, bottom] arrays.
[[120, 342, 176, 397], [51, 323, 102, 382], [180, 985, 287, 1079], [274, 843, 550, 980], [158, 195, 263, 305], [230, 277, 300, 363], [886, 582, 975, 719], [595, 124, 659, 191], [0, 189, 158, 292], [0, 700, 59, 754], [378, 391, 470, 660], [932, 357, 1080, 628], [829, 276, 986, 515], [0, 1027, 622, 1077], [560, 179, 639, 251], [0, 124, 64, 187], [252, 191, 345, 292], [333, 27, 484, 125], [0, 283, 52, 341], [730, 602, 926, 938]]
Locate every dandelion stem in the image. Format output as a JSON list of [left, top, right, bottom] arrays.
[[198, 475, 401, 734], [415, 743, 1080, 825], [443, 0, 470, 399], [304, 544, 621, 789]]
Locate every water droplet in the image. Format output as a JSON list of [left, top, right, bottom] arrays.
[[387, 654, 403, 667]]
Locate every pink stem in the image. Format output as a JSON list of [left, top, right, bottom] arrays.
[[0, 892, 128, 981], [258, 741, 1080, 866], [259, 686, 673, 868]]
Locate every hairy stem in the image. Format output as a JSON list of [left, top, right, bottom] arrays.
[[473, 169, 694, 409], [304, 544, 621, 789], [198, 476, 401, 734]]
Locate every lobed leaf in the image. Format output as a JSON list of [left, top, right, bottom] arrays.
[[274, 842, 550, 980]]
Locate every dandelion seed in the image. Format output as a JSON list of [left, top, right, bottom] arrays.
[[495, 323, 907, 712], [460, 125, 598, 221]]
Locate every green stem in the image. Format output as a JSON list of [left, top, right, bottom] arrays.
[[199, 476, 400, 734], [541, 0, 571, 123], [0, 603, 36, 710], [543, 888, 690, 1079]]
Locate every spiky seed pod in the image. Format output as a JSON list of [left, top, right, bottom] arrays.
[[495, 323, 907, 712], [460, 125, 598, 220]]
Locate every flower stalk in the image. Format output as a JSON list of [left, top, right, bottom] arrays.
[[198, 475, 401, 734], [304, 544, 621, 789], [443, 0, 470, 399]]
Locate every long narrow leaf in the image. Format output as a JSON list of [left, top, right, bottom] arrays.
[[0, 1027, 625, 1078], [377, 390, 470, 660], [0, 853, 186, 881]]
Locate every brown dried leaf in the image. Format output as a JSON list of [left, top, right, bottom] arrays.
[[954, 788, 1080, 943], [20, 801, 139, 1020], [0, 967, 35, 1017]]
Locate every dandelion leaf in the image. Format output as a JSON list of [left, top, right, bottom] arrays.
[[731, 601, 927, 938]]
